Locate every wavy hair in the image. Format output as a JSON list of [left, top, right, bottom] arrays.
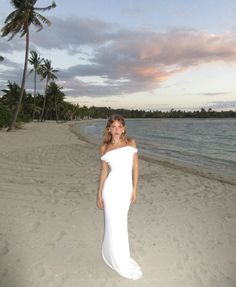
[[102, 114, 130, 145]]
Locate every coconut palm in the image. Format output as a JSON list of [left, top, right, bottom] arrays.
[[39, 59, 58, 122], [28, 50, 43, 120], [1, 0, 56, 131], [1, 81, 36, 123], [43, 82, 65, 121], [1, 81, 22, 112]]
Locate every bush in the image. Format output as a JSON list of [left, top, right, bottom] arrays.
[[17, 112, 32, 123], [15, 121, 24, 129], [0, 103, 11, 129]]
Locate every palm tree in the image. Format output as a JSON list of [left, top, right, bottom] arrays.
[[28, 50, 43, 120], [1, 81, 33, 121], [1, 0, 56, 131], [43, 82, 65, 121], [1, 81, 22, 112], [39, 59, 58, 122]]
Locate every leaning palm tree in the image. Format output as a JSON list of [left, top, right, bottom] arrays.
[[1, 0, 56, 131], [39, 59, 58, 122], [28, 50, 43, 120]]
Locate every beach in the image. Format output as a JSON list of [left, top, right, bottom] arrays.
[[0, 120, 235, 287]]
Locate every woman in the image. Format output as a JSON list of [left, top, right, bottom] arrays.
[[97, 114, 142, 280]]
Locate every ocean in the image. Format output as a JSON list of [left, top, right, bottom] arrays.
[[74, 118, 236, 184]]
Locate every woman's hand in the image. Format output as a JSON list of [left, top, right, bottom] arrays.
[[130, 190, 137, 204], [97, 193, 104, 209]]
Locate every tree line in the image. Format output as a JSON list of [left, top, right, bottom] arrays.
[[2, 85, 235, 130]]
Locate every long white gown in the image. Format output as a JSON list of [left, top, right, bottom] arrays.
[[100, 145, 142, 280]]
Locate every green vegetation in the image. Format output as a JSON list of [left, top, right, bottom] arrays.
[[0, 102, 11, 129], [91, 107, 236, 119], [1, 81, 235, 130]]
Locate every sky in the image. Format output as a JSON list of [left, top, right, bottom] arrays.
[[1, 0, 236, 111]]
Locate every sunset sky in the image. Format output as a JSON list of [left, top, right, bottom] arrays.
[[1, 0, 236, 111]]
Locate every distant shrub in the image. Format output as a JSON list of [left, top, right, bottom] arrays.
[[0, 103, 11, 129], [17, 113, 31, 123], [15, 121, 24, 129]]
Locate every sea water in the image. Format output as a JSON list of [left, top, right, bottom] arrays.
[[75, 118, 236, 182]]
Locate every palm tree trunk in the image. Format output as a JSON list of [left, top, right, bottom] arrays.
[[43, 107, 49, 121], [7, 27, 29, 131], [32, 69, 36, 121], [57, 104, 60, 122], [55, 94, 58, 122], [39, 76, 49, 122]]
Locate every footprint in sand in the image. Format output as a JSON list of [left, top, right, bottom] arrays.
[[0, 268, 8, 284], [29, 221, 40, 232], [54, 230, 67, 241], [49, 273, 70, 287], [24, 206, 36, 215], [52, 198, 59, 204], [48, 231, 67, 247], [32, 262, 70, 286], [36, 188, 43, 195], [34, 263, 46, 278], [49, 211, 57, 218], [0, 239, 9, 256]]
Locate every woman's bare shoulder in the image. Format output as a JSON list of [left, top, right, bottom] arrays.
[[127, 137, 137, 148], [98, 144, 108, 155]]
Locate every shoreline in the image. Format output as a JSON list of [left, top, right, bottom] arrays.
[[69, 119, 236, 186]]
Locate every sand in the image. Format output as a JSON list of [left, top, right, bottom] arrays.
[[0, 120, 235, 287]]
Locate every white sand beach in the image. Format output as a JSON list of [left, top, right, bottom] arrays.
[[0, 121, 235, 287]]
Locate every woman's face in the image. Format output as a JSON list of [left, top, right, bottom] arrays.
[[109, 120, 125, 138]]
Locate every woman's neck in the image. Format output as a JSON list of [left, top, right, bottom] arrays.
[[111, 137, 123, 144]]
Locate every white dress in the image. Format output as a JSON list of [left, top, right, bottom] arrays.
[[100, 145, 142, 280]]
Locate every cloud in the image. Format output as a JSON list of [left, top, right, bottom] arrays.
[[205, 100, 236, 109], [59, 27, 236, 97], [2, 17, 236, 98], [31, 17, 118, 53], [0, 34, 25, 53], [200, 92, 229, 96]]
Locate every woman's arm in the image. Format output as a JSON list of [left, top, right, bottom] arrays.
[[97, 145, 109, 209], [130, 139, 139, 203], [132, 151, 139, 194]]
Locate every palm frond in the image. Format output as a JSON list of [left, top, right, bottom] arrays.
[[19, 21, 29, 37], [27, 68, 34, 75], [34, 13, 51, 26], [31, 17, 43, 32], [51, 74, 58, 80], [10, 0, 22, 9], [29, 50, 37, 59], [2, 22, 22, 40], [4, 9, 19, 23], [34, 1, 56, 12], [29, 50, 41, 63]]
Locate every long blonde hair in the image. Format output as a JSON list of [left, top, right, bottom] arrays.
[[102, 114, 130, 145]]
